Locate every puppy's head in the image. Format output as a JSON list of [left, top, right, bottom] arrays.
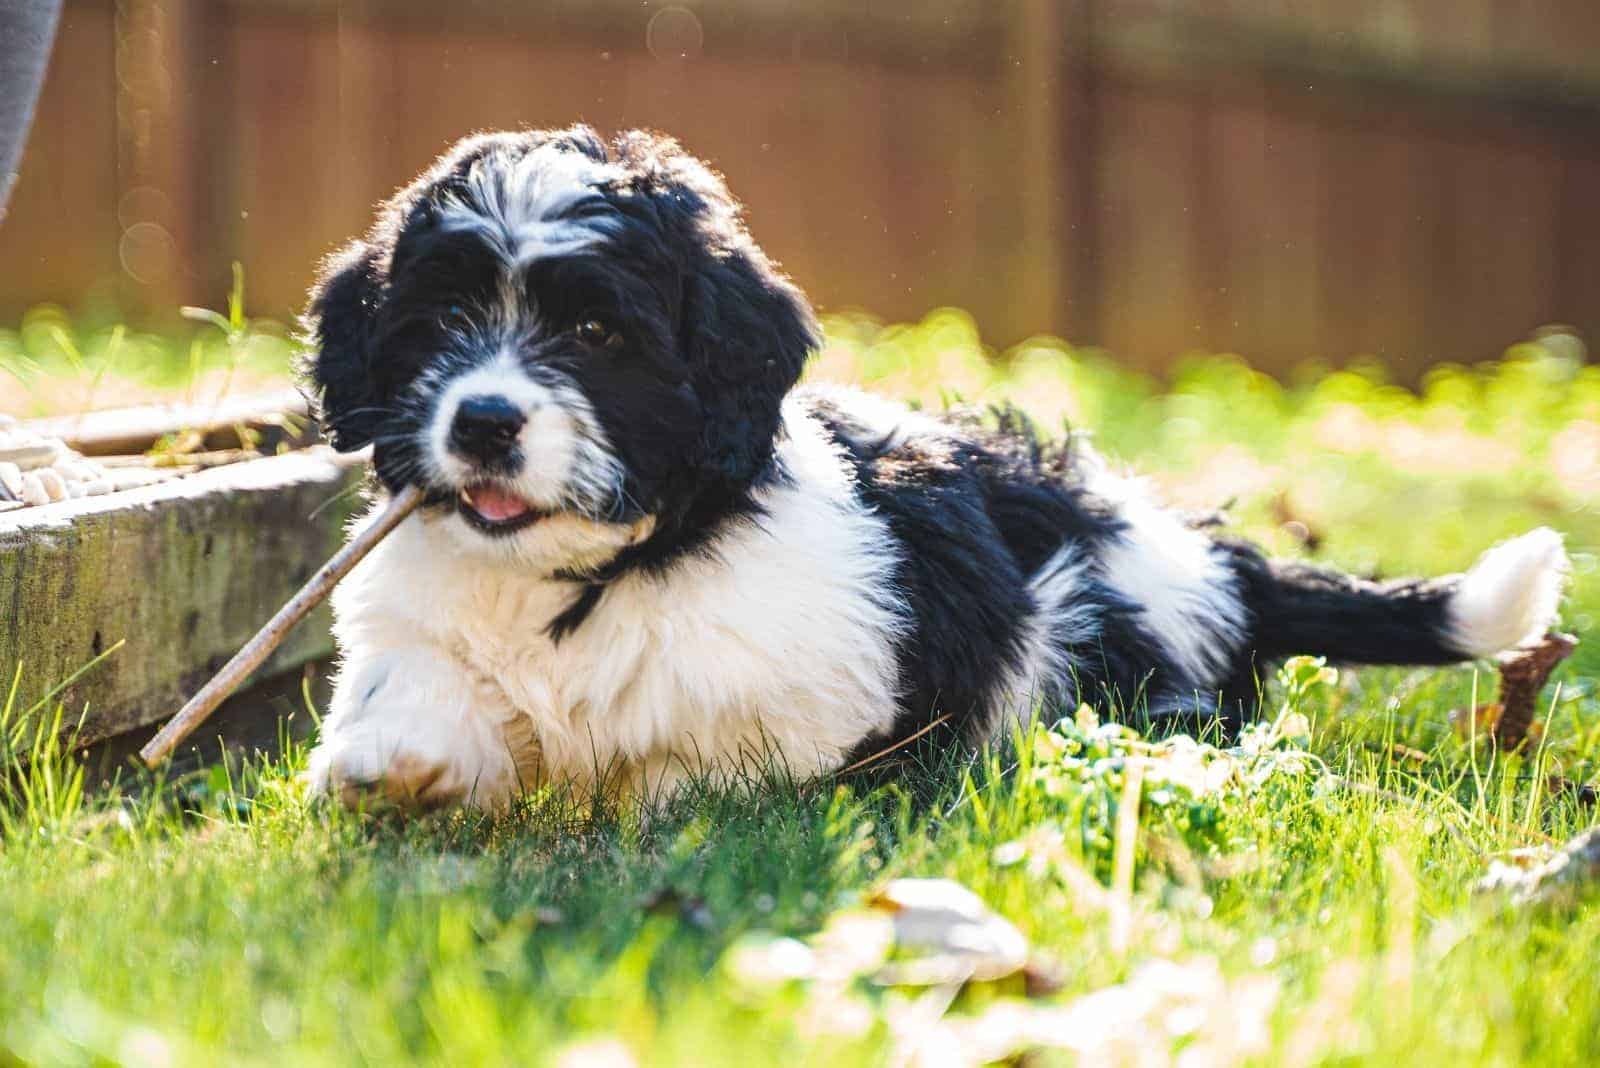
[[302, 127, 817, 572]]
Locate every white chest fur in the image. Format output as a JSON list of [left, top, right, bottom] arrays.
[[310, 410, 907, 805]]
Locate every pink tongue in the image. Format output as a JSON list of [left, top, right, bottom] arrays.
[[468, 486, 533, 522]]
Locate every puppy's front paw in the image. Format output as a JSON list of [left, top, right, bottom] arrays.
[[310, 646, 528, 812], [304, 735, 470, 812]]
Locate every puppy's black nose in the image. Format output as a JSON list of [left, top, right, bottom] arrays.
[[449, 394, 525, 462]]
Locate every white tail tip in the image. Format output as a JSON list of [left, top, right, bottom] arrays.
[[1449, 528, 1570, 658]]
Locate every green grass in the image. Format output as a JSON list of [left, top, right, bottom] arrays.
[[3, 309, 1599, 1065], [0, 272, 294, 419]]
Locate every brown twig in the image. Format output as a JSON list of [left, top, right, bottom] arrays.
[[139, 484, 425, 766], [835, 714, 953, 777]]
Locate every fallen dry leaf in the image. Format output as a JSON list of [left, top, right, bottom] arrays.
[[726, 878, 1033, 994], [892, 956, 1280, 1068], [1449, 632, 1576, 750], [867, 878, 1031, 986], [1476, 827, 1600, 908], [1451, 701, 1508, 738], [1546, 774, 1599, 807], [1493, 633, 1577, 749]]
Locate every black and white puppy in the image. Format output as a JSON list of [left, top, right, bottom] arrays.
[[301, 126, 1569, 808]]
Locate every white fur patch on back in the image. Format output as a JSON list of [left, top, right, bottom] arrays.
[[982, 543, 1102, 737], [1086, 463, 1246, 687], [1448, 527, 1569, 657]]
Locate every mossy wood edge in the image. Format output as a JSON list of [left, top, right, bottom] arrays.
[[0, 448, 366, 746]]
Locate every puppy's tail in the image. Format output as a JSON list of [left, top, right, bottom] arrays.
[[1229, 528, 1569, 666]]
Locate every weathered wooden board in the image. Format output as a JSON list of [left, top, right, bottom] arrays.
[[23, 388, 312, 456], [0, 448, 366, 745]]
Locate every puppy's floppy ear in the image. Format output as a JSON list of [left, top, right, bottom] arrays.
[[300, 240, 385, 452], [684, 245, 817, 485], [611, 130, 817, 486]]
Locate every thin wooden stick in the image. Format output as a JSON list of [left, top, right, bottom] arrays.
[[834, 714, 953, 777], [139, 484, 425, 767]]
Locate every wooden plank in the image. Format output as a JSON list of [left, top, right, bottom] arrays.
[[1555, 148, 1600, 348], [1314, 110, 1436, 370], [1096, 83, 1210, 369], [1201, 81, 1277, 364], [1241, 96, 1326, 368], [0, 0, 120, 317], [227, 13, 349, 317], [22, 388, 310, 456], [1434, 121, 1564, 362], [995, 0, 1068, 339], [214, 0, 1009, 72], [113, 0, 197, 311], [0, 447, 365, 745]]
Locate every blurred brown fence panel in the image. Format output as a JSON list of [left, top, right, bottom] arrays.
[[3, 0, 1598, 376]]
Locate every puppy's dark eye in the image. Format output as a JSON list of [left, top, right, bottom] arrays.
[[575, 319, 624, 351]]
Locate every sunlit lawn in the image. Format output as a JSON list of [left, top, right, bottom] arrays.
[[2, 309, 1598, 1065]]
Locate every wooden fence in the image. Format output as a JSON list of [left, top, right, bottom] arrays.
[[4, 0, 1598, 376]]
